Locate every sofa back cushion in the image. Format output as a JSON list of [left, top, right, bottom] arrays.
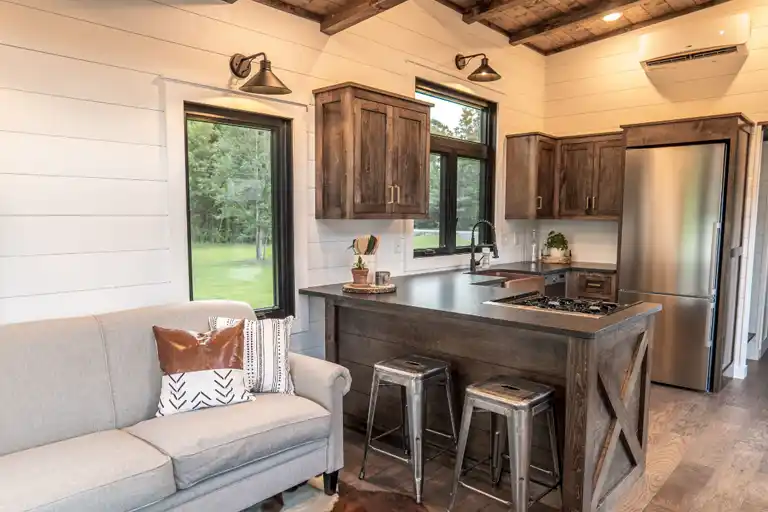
[[0, 316, 116, 456], [95, 301, 256, 428]]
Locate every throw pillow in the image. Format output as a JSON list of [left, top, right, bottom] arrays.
[[209, 316, 295, 395], [152, 321, 254, 417]]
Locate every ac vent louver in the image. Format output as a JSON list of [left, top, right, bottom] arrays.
[[644, 46, 739, 67]]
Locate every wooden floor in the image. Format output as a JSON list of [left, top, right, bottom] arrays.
[[340, 355, 768, 511]]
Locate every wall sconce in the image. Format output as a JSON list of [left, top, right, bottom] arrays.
[[229, 52, 292, 95], [455, 53, 502, 82]]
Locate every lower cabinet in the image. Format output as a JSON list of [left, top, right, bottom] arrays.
[[566, 272, 617, 301]]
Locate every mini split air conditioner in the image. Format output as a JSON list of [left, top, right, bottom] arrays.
[[639, 13, 750, 79]]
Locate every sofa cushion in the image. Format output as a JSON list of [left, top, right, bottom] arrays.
[[95, 300, 257, 428], [0, 316, 115, 456], [0, 430, 175, 512], [125, 394, 331, 489]]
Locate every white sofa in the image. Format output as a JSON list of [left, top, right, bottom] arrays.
[[0, 301, 351, 512]]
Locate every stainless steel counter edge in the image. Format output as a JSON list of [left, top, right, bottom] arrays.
[[299, 270, 660, 339]]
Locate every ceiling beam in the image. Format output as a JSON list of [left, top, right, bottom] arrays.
[[321, 0, 409, 35], [250, 0, 323, 22], [463, 0, 530, 24], [507, 0, 644, 45], [544, 0, 733, 54]]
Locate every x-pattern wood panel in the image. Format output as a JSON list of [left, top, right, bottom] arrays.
[[592, 331, 648, 509]]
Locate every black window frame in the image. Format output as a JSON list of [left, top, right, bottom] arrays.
[[183, 102, 295, 319], [413, 80, 497, 258]]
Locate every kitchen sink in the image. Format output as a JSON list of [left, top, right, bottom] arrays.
[[470, 270, 545, 292], [471, 270, 536, 280]]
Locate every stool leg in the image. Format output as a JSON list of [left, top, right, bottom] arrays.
[[359, 372, 381, 480], [545, 406, 561, 487], [444, 368, 458, 446], [406, 379, 426, 504], [507, 409, 533, 512], [448, 398, 475, 512], [400, 387, 410, 456], [490, 412, 507, 487]]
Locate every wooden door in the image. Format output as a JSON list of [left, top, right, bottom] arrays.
[[592, 138, 624, 218], [558, 141, 594, 217], [353, 99, 392, 217], [391, 107, 428, 217], [536, 137, 556, 218]]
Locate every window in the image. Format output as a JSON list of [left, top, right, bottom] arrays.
[[413, 81, 496, 256], [184, 103, 294, 318]]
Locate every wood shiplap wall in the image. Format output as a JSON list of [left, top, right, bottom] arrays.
[[0, 0, 544, 347], [544, 0, 768, 134]]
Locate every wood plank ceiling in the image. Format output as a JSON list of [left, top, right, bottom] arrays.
[[236, 0, 731, 54]]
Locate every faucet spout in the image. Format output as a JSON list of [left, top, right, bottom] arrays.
[[469, 220, 499, 273]]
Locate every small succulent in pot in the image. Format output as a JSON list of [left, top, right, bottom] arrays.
[[351, 255, 369, 285], [544, 231, 569, 259]]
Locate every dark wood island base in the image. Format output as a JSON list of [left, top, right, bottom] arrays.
[[302, 271, 660, 511]]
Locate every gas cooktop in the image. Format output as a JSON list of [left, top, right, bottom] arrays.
[[485, 292, 639, 318]]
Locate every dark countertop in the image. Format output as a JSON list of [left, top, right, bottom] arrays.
[[299, 270, 659, 339], [488, 261, 617, 275]]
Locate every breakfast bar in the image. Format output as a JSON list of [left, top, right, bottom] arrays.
[[300, 270, 661, 512]]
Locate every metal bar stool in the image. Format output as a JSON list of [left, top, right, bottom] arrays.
[[359, 355, 458, 504], [449, 375, 561, 511]]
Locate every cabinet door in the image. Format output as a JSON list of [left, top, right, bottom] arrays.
[[392, 107, 429, 216], [576, 272, 616, 301], [558, 142, 593, 217], [353, 99, 392, 217], [536, 138, 556, 218], [592, 138, 624, 218]]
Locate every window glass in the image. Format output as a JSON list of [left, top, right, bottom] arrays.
[[414, 153, 445, 250], [415, 91, 483, 143], [456, 157, 483, 247]]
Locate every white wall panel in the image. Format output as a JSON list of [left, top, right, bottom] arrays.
[[0, 132, 165, 180], [0, 249, 171, 298], [0, 175, 167, 216], [0, 282, 174, 324], [0, 216, 169, 257]]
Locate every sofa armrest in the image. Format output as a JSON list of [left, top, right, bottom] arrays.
[[289, 353, 351, 473]]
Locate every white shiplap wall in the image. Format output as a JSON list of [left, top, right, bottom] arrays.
[[0, 0, 544, 357]]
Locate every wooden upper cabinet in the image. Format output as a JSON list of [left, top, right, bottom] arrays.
[[592, 138, 624, 217], [392, 107, 429, 215], [505, 133, 556, 219], [558, 141, 594, 217], [506, 131, 624, 220], [314, 82, 431, 219]]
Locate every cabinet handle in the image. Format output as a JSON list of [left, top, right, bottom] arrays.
[[395, 184, 401, 204], [585, 196, 590, 211], [536, 196, 543, 210], [592, 196, 597, 211], [387, 186, 395, 205]]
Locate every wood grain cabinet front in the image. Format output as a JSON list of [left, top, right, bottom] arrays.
[[567, 271, 617, 301], [314, 82, 431, 219], [504, 133, 557, 219]]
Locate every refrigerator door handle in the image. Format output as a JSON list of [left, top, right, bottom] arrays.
[[709, 221, 721, 296]]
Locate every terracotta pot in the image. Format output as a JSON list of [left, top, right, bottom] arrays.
[[351, 268, 369, 285]]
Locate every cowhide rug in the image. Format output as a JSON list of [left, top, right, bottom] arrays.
[[256, 479, 428, 512]]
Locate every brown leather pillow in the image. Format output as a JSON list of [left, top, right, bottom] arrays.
[[152, 321, 253, 417], [153, 321, 245, 374]]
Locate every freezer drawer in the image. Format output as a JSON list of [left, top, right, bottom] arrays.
[[619, 291, 713, 391]]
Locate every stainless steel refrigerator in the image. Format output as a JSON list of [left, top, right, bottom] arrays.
[[619, 144, 726, 391]]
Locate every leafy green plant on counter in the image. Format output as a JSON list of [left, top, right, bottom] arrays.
[[544, 231, 569, 251], [352, 255, 367, 270]]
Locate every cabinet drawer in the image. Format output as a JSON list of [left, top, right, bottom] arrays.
[[577, 273, 615, 300]]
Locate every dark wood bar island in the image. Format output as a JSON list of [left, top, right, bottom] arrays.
[[300, 270, 661, 511]]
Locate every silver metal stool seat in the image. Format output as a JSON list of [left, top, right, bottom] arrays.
[[449, 375, 561, 511], [359, 355, 458, 504]]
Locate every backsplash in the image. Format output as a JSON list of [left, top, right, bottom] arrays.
[[537, 220, 619, 263]]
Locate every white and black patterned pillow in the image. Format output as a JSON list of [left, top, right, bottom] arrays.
[[209, 316, 295, 394], [157, 369, 253, 417]]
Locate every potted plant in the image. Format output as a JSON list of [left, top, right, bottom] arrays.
[[544, 231, 569, 260], [351, 255, 369, 285]]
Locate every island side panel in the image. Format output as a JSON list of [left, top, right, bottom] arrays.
[[562, 315, 655, 512], [334, 302, 569, 467]]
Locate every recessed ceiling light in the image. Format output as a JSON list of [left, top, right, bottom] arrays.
[[603, 12, 622, 22]]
